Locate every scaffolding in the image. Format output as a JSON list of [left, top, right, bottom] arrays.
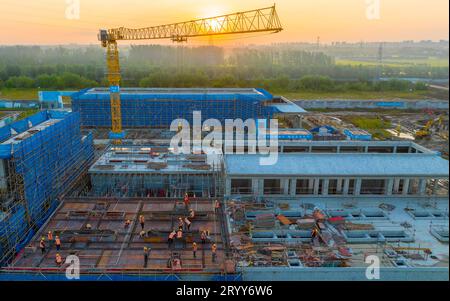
[[71, 88, 278, 128], [87, 145, 223, 198], [0, 110, 94, 265]]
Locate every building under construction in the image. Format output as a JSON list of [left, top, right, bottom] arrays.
[[71, 88, 304, 128], [0, 89, 448, 281], [0, 110, 94, 266]]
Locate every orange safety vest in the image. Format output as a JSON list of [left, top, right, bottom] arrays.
[[47, 232, 53, 241], [56, 255, 62, 264], [212, 245, 217, 253], [215, 201, 220, 209], [139, 216, 145, 223], [169, 232, 176, 239], [55, 237, 61, 246], [177, 230, 183, 238], [193, 243, 197, 251]]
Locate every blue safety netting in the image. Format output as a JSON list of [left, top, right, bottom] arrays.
[[0, 110, 94, 266], [343, 129, 372, 141], [71, 88, 279, 127]]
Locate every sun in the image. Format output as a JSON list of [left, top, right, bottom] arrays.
[[200, 5, 228, 19]]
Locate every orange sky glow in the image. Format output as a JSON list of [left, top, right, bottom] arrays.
[[0, 0, 448, 45]]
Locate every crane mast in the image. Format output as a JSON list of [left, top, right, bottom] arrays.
[[98, 5, 282, 142]]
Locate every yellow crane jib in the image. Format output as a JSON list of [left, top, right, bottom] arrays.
[[98, 5, 282, 143]]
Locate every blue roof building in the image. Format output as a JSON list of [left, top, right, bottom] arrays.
[[224, 140, 449, 198]]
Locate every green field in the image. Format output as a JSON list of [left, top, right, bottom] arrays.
[[0, 88, 39, 100], [0, 87, 443, 102], [336, 57, 449, 68], [343, 116, 393, 140], [281, 90, 432, 100]]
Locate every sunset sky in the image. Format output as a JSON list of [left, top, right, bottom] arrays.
[[0, 0, 448, 45]]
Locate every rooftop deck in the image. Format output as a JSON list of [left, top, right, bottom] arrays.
[[7, 198, 229, 274], [89, 145, 222, 174]]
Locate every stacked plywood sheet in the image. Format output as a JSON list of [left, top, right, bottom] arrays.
[[254, 213, 275, 228], [277, 214, 292, 225], [296, 218, 316, 229]]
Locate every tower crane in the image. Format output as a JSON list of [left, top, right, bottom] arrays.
[[98, 5, 283, 142]]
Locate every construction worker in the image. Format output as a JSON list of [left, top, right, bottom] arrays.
[[139, 215, 145, 230], [124, 219, 131, 229], [211, 243, 217, 263], [184, 217, 192, 231], [311, 227, 319, 243], [55, 253, 63, 266], [178, 217, 184, 229], [192, 242, 198, 258], [173, 258, 182, 270], [189, 208, 195, 219], [214, 200, 220, 214], [143, 247, 150, 268], [47, 231, 53, 246], [200, 230, 207, 244], [177, 228, 183, 239], [39, 237, 46, 255], [183, 193, 190, 208], [168, 230, 176, 247], [55, 235, 61, 251]]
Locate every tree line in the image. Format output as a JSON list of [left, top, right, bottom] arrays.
[[0, 45, 446, 91]]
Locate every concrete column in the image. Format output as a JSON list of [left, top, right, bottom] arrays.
[[258, 179, 264, 196], [252, 179, 259, 196], [289, 178, 297, 196], [336, 179, 343, 193], [364, 146, 369, 153], [322, 179, 329, 195], [386, 178, 394, 196], [419, 178, 427, 196], [402, 179, 410, 195], [336, 146, 341, 153], [282, 178, 290, 195], [393, 178, 400, 194], [355, 178, 362, 195], [343, 179, 350, 195], [225, 178, 231, 196], [393, 146, 397, 153], [432, 179, 439, 195], [313, 178, 320, 195]]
